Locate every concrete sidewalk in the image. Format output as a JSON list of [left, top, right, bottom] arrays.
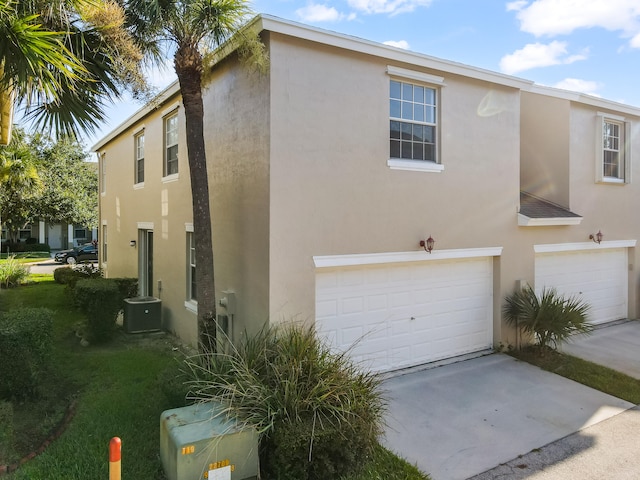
[[381, 354, 632, 480]]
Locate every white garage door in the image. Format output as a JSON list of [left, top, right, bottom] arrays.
[[535, 248, 627, 325], [315, 256, 494, 373]]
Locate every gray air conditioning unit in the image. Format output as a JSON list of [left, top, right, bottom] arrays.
[[123, 297, 162, 333], [160, 402, 259, 480]]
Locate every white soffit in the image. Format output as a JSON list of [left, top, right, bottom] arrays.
[[518, 214, 583, 226]]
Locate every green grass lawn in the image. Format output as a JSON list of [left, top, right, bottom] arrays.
[[1, 276, 429, 480], [0, 252, 51, 262]]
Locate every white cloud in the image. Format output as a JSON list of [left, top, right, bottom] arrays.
[[384, 40, 410, 49], [505, 1, 528, 12], [347, 0, 432, 16], [296, 3, 353, 22], [552, 78, 602, 97], [513, 0, 640, 43], [499, 41, 588, 74], [632, 32, 640, 48]]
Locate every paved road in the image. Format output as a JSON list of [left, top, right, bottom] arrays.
[[468, 406, 640, 479]]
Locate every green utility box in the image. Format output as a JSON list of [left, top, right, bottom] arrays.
[[160, 403, 259, 480]]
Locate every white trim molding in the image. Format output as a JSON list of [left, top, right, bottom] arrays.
[[185, 223, 194, 232], [386, 65, 445, 86], [313, 247, 503, 268], [534, 240, 636, 254], [518, 214, 583, 226], [387, 159, 445, 173], [137, 222, 154, 230]]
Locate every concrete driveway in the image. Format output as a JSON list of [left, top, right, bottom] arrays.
[[381, 353, 633, 480], [561, 320, 640, 379]]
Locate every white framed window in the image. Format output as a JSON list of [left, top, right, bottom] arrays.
[[164, 112, 179, 177], [135, 131, 145, 184], [187, 232, 196, 302], [100, 152, 106, 194], [19, 225, 32, 240], [387, 66, 444, 173], [102, 225, 108, 263], [597, 113, 630, 184]]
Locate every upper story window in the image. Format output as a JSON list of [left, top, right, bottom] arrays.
[[135, 131, 145, 184], [598, 113, 630, 184], [387, 66, 445, 173], [164, 112, 179, 177], [390, 80, 436, 162]]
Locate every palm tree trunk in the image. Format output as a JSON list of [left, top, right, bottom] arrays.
[[175, 43, 217, 351]]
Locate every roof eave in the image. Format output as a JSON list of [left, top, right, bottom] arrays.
[[518, 214, 583, 227]]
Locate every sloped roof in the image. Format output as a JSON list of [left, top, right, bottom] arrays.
[[519, 192, 582, 226]]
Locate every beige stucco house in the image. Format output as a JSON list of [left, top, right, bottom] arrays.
[[93, 15, 640, 373]]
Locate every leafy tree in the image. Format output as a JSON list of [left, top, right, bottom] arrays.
[[31, 133, 98, 230], [0, 0, 147, 141], [123, 0, 265, 349], [0, 129, 42, 242], [0, 128, 96, 242]]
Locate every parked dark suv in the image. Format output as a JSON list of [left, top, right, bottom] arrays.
[[54, 243, 98, 264]]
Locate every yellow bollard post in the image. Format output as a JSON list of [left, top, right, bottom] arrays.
[[109, 437, 121, 480]]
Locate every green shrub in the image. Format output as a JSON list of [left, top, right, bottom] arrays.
[[0, 401, 14, 462], [1, 242, 50, 253], [53, 266, 76, 284], [503, 285, 593, 351], [186, 324, 386, 480], [75, 278, 121, 343], [112, 277, 139, 302], [0, 308, 54, 399], [0, 256, 30, 288], [55, 264, 102, 297]]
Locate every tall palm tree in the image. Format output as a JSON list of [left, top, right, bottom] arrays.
[[0, 0, 146, 141], [123, 0, 259, 349]]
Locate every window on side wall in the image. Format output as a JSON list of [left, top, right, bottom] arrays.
[[387, 66, 445, 173], [597, 113, 630, 184], [184, 231, 198, 312], [135, 131, 145, 184], [102, 225, 108, 263], [100, 153, 106, 194], [164, 112, 179, 177]]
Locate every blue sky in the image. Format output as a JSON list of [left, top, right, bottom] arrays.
[[85, 0, 640, 148]]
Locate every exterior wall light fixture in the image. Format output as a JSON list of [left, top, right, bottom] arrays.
[[130, 240, 137, 247], [420, 235, 435, 253], [589, 230, 603, 244]]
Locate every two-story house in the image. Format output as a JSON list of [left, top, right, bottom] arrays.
[[93, 15, 639, 373]]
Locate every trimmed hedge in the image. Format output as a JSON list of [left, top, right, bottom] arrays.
[[112, 278, 139, 302], [0, 308, 54, 400], [1, 242, 50, 253], [75, 278, 121, 343]]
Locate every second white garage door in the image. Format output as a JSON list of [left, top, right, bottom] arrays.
[[535, 247, 628, 325], [315, 255, 494, 373]]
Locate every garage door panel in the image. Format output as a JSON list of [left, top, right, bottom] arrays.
[[535, 248, 627, 325], [316, 257, 494, 373]]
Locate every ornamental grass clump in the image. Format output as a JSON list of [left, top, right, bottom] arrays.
[[185, 324, 387, 480], [503, 285, 592, 352], [0, 256, 30, 288]]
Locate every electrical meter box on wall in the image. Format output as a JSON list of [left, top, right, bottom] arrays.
[[160, 402, 259, 480]]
